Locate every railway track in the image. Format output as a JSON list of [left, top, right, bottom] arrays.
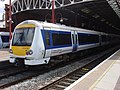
[[0, 66, 28, 79], [0, 46, 119, 89], [0, 63, 50, 89], [0, 66, 29, 88], [39, 47, 118, 90]]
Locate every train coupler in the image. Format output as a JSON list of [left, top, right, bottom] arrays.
[[14, 58, 25, 67]]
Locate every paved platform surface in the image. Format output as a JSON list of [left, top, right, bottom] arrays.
[[65, 49, 120, 90], [0, 48, 9, 61]]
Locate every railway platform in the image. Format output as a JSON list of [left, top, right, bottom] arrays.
[[65, 49, 120, 90], [0, 48, 9, 61]]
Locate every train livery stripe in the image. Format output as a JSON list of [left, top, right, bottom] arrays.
[[41, 29, 72, 49], [16, 24, 35, 28], [41, 29, 99, 49], [12, 46, 30, 56]]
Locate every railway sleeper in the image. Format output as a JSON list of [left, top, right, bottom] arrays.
[[55, 84, 67, 89], [72, 74, 83, 77], [64, 79, 75, 83], [69, 76, 79, 80], [60, 81, 71, 86]]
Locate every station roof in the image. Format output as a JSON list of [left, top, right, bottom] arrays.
[[11, 0, 120, 34], [60, 0, 120, 32]]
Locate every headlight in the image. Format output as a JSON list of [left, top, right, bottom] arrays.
[[26, 50, 33, 55], [9, 49, 13, 54]]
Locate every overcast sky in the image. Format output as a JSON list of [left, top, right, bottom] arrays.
[[0, 0, 14, 20]]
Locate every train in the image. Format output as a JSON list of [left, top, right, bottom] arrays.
[[0, 32, 9, 49], [9, 20, 120, 65]]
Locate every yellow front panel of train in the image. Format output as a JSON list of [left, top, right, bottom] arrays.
[[16, 24, 35, 28], [12, 46, 30, 56]]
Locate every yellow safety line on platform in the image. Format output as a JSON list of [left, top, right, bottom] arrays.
[[88, 60, 116, 90]]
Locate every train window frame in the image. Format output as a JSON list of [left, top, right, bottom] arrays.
[[51, 30, 72, 47], [12, 27, 35, 46], [41, 29, 51, 49], [78, 33, 99, 45], [45, 30, 50, 47]]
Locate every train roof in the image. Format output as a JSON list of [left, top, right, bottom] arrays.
[[16, 20, 111, 35], [41, 21, 101, 34], [18, 20, 100, 34]]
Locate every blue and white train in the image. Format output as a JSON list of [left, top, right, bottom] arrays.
[[9, 20, 120, 65], [0, 32, 9, 49]]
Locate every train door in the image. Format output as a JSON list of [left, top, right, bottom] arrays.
[[42, 27, 52, 58], [0, 36, 2, 49], [71, 31, 78, 52]]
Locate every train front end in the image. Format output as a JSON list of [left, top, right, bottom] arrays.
[[9, 20, 47, 66]]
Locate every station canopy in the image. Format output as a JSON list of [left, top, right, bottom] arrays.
[[11, 0, 120, 34]]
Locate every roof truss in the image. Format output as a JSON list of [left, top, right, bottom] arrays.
[[12, 0, 93, 14]]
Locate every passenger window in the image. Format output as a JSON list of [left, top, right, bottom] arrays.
[[78, 33, 99, 45], [52, 31, 71, 46], [45, 31, 50, 47], [72, 34, 74, 44], [76, 35, 77, 44]]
